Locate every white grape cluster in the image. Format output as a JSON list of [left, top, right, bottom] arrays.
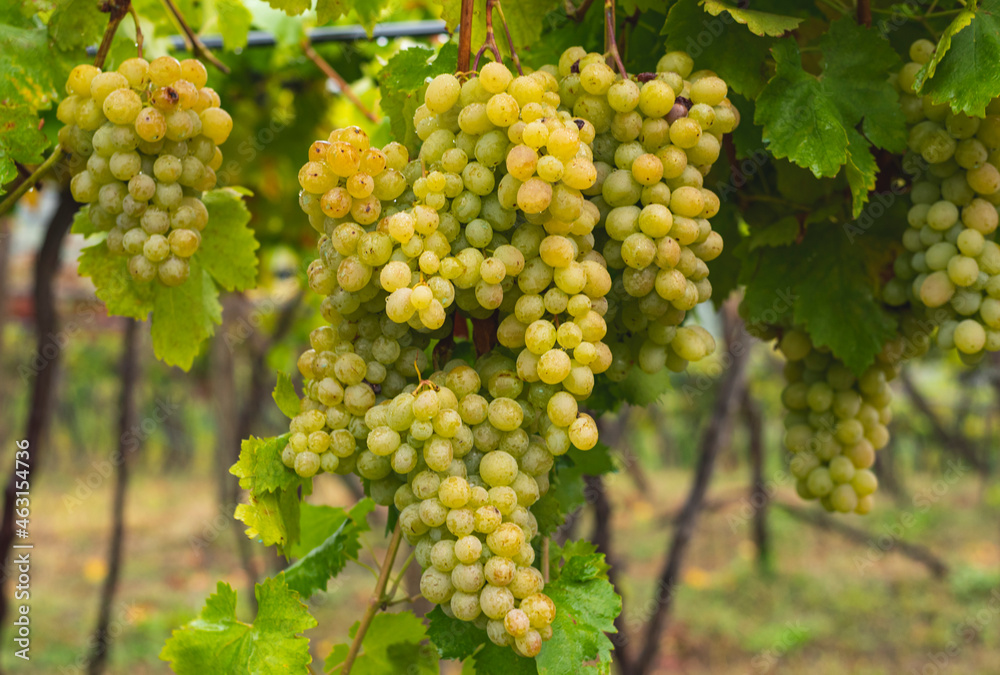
[[552, 47, 737, 381], [283, 43, 736, 655], [60, 56, 233, 286], [888, 39, 1000, 363], [777, 329, 905, 514]]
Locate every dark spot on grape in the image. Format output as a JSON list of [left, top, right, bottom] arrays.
[[676, 96, 692, 110], [571, 60, 581, 74], [369, 382, 381, 395], [573, 118, 585, 130], [636, 72, 657, 83]]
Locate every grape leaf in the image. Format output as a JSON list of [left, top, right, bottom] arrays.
[[378, 43, 458, 156], [234, 484, 301, 548], [150, 259, 222, 369], [844, 129, 878, 219], [472, 642, 538, 675], [754, 20, 904, 213], [0, 23, 70, 110], [77, 242, 155, 321], [160, 576, 317, 675], [272, 371, 300, 419], [702, 0, 802, 37], [913, 0, 1000, 116], [315, 0, 393, 32], [536, 549, 620, 675], [214, 0, 254, 50], [662, 0, 775, 98], [70, 207, 100, 236], [48, 0, 107, 52], [0, 104, 48, 171], [325, 611, 439, 675], [739, 226, 896, 374], [264, 0, 310, 15], [283, 500, 373, 597], [289, 499, 373, 557], [199, 189, 259, 292], [426, 606, 486, 660], [231, 433, 295, 495], [747, 216, 798, 250]]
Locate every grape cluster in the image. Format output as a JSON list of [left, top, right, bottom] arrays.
[[282, 42, 736, 655], [552, 48, 736, 381], [888, 39, 1000, 363], [59, 56, 232, 286], [777, 329, 908, 514]]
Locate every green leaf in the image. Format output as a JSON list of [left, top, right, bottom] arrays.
[[701, 0, 802, 37], [378, 43, 458, 157], [272, 372, 301, 419], [536, 549, 620, 675], [0, 23, 72, 110], [289, 499, 374, 557], [160, 576, 317, 675], [739, 226, 897, 373], [199, 189, 259, 292], [234, 484, 301, 548], [662, 0, 775, 98], [264, 0, 310, 15], [231, 433, 296, 495], [284, 500, 373, 598], [215, 0, 254, 50], [0, 104, 48, 168], [914, 0, 1000, 116], [426, 606, 486, 660], [326, 611, 439, 675], [754, 20, 905, 211], [150, 259, 222, 370], [49, 0, 107, 52], [472, 642, 538, 675], [70, 207, 100, 236], [844, 129, 878, 219], [748, 216, 799, 250], [77, 242, 155, 321], [316, 0, 393, 32]]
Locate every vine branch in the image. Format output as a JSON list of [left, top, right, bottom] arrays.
[[457, 0, 475, 73], [129, 5, 144, 58], [856, 0, 872, 27], [493, 0, 523, 75], [473, 0, 504, 72], [301, 40, 380, 123], [160, 0, 230, 73], [340, 523, 404, 675], [604, 0, 627, 79]]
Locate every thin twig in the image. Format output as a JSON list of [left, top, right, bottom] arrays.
[[301, 40, 380, 123], [0, 149, 65, 218], [604, 1, 627, 79], [493, 0, 523, 75], [473, 0, 504, 71], [160, 0, 230, 73], [129, 5, 144, 58], [541, 537, 550, 583], [565, 0, 597, 22], [340, 523, 404, 675], [384, 549, 416, 605]]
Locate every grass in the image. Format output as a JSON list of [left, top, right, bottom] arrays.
[[8, 463, 1000, 674]]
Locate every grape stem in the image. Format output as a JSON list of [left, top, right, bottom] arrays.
[[301, 40, 380, 123], [159, 0, 231, 74], [129, 5, 144, 58], [457, 0, 475, 72], [0, 0, 133, 217], [472, 0, 504, 71], [564, 0, 596, 22], [541, 537, 550, 582], [492, 0, 524, 76], [604, 0, 628, 79], [856, 0, 872, 27], [340, 522, 404, 675]]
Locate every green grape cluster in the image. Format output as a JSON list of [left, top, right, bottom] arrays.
[[777, 329, 909, 514], [60, 56, 233, 286], [282, 43, 737, 654], [888, 39, 1000, 363], [550, 47, 736, 381]]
